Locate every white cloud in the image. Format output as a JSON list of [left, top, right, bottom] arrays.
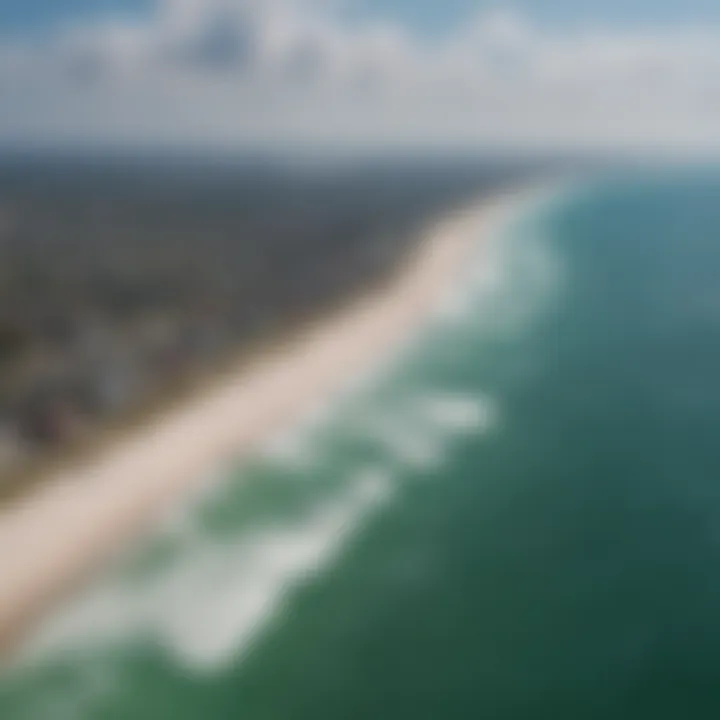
[[2, 0, 720, 154]]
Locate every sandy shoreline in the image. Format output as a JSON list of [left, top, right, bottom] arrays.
[[0, 187, 537, 655]]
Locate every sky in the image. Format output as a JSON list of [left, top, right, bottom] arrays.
[[2, 0, 720, 156], [5, 0, 720, 35]]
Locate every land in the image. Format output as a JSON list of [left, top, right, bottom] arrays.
[[0, 159, 536, 495]]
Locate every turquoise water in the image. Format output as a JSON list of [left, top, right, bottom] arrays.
[[4, 172, 720, 718]]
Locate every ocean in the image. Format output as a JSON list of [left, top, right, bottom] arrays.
[[3, 170, 720, 719]]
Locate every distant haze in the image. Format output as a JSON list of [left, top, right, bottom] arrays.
[[1, 0, 720, 156]]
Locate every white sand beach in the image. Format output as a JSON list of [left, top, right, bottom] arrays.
[[0, 188, 532, 655]]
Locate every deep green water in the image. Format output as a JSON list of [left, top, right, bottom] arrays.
[[4, 173, 720, 719]]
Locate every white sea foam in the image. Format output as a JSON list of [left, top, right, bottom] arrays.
[[413, 392, 497, 434], [22, 466, 395, 674], [351, 389, 497, 475], [381, 423, 445, 470], [262, 428, 317, 469]]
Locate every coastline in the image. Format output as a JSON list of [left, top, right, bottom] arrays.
[[0, 185, 543, 657]]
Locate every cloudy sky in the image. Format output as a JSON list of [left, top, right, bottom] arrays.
[[2, 0, 720, 155]]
